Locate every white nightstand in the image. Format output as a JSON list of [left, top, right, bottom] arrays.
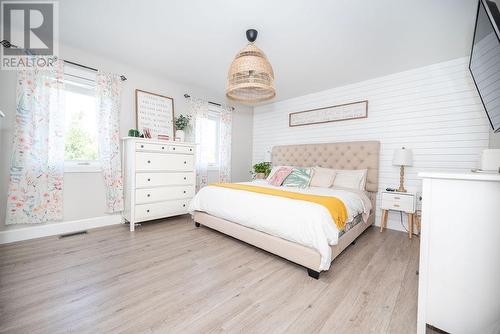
[[380, 190, 417, 239]]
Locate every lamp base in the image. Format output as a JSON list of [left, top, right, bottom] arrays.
[[398, 166, 407, 193]]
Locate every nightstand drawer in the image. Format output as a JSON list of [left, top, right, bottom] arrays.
[[381, 193, 415, 213], [381, 199, 413, 212]]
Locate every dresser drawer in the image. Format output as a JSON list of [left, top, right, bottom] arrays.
[[136, 152, 194, 171], [381, 193, 415, 213], [136, 142, 169, 152], [168, 145, 194, 154], [136, 185, 194, 204], [136, 172, 195, 188], [134, 199, 190, 221], [136, 142, 194, 155]]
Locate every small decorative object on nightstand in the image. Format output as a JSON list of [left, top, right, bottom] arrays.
[[392, 147, 413, 192], [380, 190, 417, 239]]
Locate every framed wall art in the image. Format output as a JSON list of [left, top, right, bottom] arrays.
[[135, 89, 175, 139], [289, 100, 368, 127]]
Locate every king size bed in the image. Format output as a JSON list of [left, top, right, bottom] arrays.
[[190, 141, 380, 279]]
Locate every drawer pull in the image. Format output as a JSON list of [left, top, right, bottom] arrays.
[[183, 190, 186, 194], [189, 148, 192, 152], [183, 204, 186, 207], [147, 160, 151, 164], [184, 161, 187, 164], [183, 177, 187, 180], [141, 145, 144, 148], [393, 204, 400, 207], [146, 209, 150, 213], [173, 147, 176, 150], [147, 194, 151, 197], [147, 178, 151, 181], [394, 197, 400, 199], [162, 146, 165, 150]]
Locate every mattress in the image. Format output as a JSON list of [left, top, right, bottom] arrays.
[[339, 213, 364, 238]]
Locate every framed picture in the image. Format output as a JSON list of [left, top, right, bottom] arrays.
[[289, 100, 368, 127], [135, 89, 175, 139]]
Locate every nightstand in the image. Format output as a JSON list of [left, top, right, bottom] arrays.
[[380, 191, 417, 239]]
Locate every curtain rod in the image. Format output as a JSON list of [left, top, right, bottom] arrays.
[[184, 94, 235, 111], [61, 60, 127, 81], [0, 40, 127, 81]]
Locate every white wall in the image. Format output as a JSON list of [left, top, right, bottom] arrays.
[[0, 44, 253, 229], [253, 57, 491, 232], [490, 130, 500, 148]]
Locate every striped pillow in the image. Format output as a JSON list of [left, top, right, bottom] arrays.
[[282, 168, 314, 188]]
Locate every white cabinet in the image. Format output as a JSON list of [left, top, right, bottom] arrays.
[[122, 137, 196, 231], [417, 172, 500, 334]]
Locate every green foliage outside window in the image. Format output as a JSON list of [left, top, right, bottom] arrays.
[[64, 126, 98, 161]]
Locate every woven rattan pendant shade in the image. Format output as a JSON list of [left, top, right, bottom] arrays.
[[226, 33, 275, 103]]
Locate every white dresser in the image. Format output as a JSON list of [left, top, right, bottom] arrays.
[[122, 137, 196, 231], [417, 172, 500, 334]]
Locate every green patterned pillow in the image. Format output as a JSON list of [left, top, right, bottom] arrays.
[[282, 168, 314, 188]]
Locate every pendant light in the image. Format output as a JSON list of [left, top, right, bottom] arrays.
[[226, 29, 276, 103]]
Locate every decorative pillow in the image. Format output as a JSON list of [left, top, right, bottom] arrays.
[[282, 168, 314, 188], [267, 167, 293, 186], [333, 169, 368, 190], [267, 165, 291, 181], [310, 167, 336, 188]]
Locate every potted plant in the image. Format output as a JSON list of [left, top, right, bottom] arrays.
[[251, 162, 271, 179], [174, 114, 191, 142]]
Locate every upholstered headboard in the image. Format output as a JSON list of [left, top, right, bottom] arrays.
[[271, 141, 380, 193]]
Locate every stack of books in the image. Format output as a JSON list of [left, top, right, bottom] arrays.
[[157, 134, 170, 141]]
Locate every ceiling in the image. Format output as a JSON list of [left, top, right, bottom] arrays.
[[59, 0, 478, 104]]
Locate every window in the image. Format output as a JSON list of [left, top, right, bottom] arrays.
[[63, 64, 100, 172], [197, 106, 221, 170]]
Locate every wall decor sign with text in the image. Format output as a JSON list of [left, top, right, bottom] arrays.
[[289, 100, 368, 127], [135, 89, 175, 139]]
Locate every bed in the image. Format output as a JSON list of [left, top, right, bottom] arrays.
[[190, 141, 380, 279]]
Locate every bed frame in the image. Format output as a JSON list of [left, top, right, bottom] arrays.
[[193, 141, 380, 279]]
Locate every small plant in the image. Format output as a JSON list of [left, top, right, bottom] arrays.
[[174, 114, 192, 131], [251, 161, 271, 178]]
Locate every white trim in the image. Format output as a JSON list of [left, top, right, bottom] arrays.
[[0, 214, 123, 244]]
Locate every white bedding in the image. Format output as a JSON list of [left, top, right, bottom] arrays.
[[188, 180, 372, 270]]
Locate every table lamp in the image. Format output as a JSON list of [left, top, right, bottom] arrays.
[[392, 147, 413, 192]]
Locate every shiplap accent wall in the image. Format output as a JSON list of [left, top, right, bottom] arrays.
[[253, 57, 491, 232]]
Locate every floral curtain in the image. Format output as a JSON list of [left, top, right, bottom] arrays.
[[218, 105, 232, 183], [189, 97, 232, 191], [96, 72, 124, 213], [189, 97, 210, 191], [6, 61, 65, 224]]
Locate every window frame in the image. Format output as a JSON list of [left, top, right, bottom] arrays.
[[63, 64, 101, 173]]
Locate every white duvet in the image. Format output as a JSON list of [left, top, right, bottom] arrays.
[[188, 180, 371, 270]]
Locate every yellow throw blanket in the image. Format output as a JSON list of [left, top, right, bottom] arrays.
[[210, 183, 348, 230]]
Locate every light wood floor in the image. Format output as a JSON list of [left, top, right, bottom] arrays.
[[0, 215, 420, 334]]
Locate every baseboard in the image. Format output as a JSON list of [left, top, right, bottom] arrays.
[[0, 215, 123, 244]]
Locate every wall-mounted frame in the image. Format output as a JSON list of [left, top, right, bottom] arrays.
[[289, 100, 368, 127], [135, 89, 175, 139]]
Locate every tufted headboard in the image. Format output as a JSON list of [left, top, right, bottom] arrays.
[[271, 141, 380, 193]]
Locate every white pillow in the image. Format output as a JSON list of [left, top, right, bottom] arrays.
[[310, 167, 336, 188], [333, 169, 367, 190]]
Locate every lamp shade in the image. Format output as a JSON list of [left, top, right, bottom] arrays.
[[226, 30, 276, 103], [392, 147, 413, 166]]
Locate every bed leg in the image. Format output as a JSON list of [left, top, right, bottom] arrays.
[[307, 269, 320, 279], [195, 222, 200, 228]]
